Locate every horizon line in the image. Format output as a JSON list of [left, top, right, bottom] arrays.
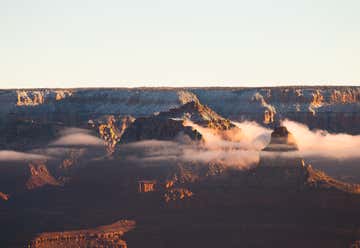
[[1, 82, 360, 90]]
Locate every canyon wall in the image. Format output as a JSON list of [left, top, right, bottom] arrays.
[[0, 87, 359, 135]]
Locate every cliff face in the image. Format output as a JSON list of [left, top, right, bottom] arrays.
[[192, 87, 360, 133], [89, 115, 135, 154], [0, 87, 360, 139], [16, 90, 73, 106]]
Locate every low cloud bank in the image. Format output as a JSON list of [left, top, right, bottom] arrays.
[[283, 119, 360, 159], [51, 128, 104, 147], [124, 139, 260, 169], [0, 151, 49, 161], [0, 128, 104, 162], [123, 119, 360, 169], [123, 121, 272, 169], [1, 120, 359, 167]]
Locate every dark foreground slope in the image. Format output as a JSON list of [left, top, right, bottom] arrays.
[[2, 156, 360, 248]]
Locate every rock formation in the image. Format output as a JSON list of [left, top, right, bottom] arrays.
[[26, 161, 62, 190], [59, 148, 86, 170], [119, 99, 240, 144], [120, 116, 202, 143], [89, 115, 135, 153], [1, 87, 360, 136], [16, 89, 72, 106], [248, 126, 360, 193], [163, 188, 193, 202], [0, 192, 9, 201], [157, 100, 235, 130], [261, 126, 298, 152], [252, 92, 277, 124], [28, 220, 135, 248]]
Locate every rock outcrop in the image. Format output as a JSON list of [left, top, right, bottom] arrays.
[[163, 188, 194, 202], [26, 161, 62, 190], [0, 192, 9, 201], [16, 90, 72, 106], [262, 126, 298, 152], [248, 126, 360, 193], [157, 100, 236, 130], [28, 220, 135, 248], [89, 115, 135, 153], [120, 116, 202, 143], [252, 92, 277, 124], [119, 99, 240, 144]]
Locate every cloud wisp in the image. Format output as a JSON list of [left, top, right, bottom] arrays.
[[0, 150, 50, 161], [51, 128, 104, 147]]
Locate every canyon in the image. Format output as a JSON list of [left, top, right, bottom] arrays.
[[0, 86, 360, 247]]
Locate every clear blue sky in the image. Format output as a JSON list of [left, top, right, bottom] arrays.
[[0, 0, 359, 88]]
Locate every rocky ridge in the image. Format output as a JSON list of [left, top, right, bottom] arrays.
[[29, 220, 135, 248], [118, 98, 239, 144], [1, 87, 359, 135]]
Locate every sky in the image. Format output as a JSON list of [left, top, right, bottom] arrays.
[[0, 0, 359, 88]]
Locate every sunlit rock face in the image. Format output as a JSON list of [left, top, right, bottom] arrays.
[[0, 192, 9, 201], [308, 90, 325, 115], [28, 220, 135, 248], [89, 115, 135, 154], [158, 100, 242, 142], [16, 90, 72, 106], [17, 90, 45, 106], [158, 100, 234, 130], [163, 188, 193, 202], [26, 161, 62, 190], [252, 92, 277, 124]]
